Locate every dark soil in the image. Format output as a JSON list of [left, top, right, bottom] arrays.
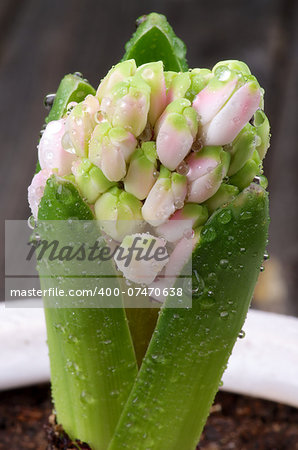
[[0, 384, 297, 450]]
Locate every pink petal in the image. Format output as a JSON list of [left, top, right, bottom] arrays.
[[193, 78, 238, 125], [187, 171, 222, 203], [204, 83, 261, 146], [156, 116, 193, 170], [149, 233, 199, 302], [38, 120, 77, 176], [156, 213, 193, 242], [28, 169, 53, 219], [186, 152, 218, 182]]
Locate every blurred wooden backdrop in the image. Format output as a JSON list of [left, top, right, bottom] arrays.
[[1, 0, 297, 313]]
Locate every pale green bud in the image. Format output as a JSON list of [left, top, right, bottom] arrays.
[[88, 122, 137, 182], [96, 60, 137, 102], [135, 61, 166, 126], [100, 77, 151, 136], [94, 186, 143, 241], [124, 142, 157, 200], [71, 158, 116, 204]]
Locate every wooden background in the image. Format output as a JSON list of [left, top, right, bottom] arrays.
[[1, 0, 297, 313]]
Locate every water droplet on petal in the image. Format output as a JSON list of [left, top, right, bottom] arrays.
[[176, 160, 189, 176]]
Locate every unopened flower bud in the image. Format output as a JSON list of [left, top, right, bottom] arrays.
[[156, 203, 208, 242], [155, 99, 198, 170], [184, 68, 212, 102], [63, 95, 100, 156], [186, 146, 230, 203], [149, 229, 200, 302], [94, 186, 143, 241], [253, 109, 270, 160], [38, 119, 77, 176], [166, 72, 191, 103], [114, 233, 169, 285], [124, 142, 157, 200], [28, 169, 53, 219], [142, 166, 187, 226], [229, 154, 260, 191], [203, 184, 239, 213], [135, 62, 166, 126], [100, 77, 150, 136], [193, 67, 240, 126], [201, 81, 261, 146], [226, 123, 257, 176], [71, 158, 116, 204], [89, 122, 137, 181], [96, 60, 137, 102], [212, 60, 251, 76]]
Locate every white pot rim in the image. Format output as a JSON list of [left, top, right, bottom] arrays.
[[0, 301, 298, 408]]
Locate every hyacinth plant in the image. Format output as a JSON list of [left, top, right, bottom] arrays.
[[28, 13, 270, 450]]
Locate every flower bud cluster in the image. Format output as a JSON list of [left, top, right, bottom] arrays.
[[29, 59, 270, 284]]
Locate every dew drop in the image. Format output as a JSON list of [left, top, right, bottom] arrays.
[[44, 93, 56, 110], [219, 259, 229, 269], [80, 391, 95, 404], [27, 215, 36, 230], [174, 199, 184, 209], [201, 226, 217, 242], [217, 209, 232, 224], [238, 329, 246, 339], [74, 71, 84, 78], [176, 160, 189, 176], [240, 211, 252, 221]]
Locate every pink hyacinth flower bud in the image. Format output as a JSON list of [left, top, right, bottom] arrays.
[[193, 70, 239, 126], [63, 95, 100, 157], [155, 99, 198, 170], [166, 72, 191, 103], [89, 122, 137, 182], [96, 60, 137, 102], [28, 169, 53, 219], [142, 167, 187, 226], [135, 61, 167, 126], [124, 141, 157, 200], [100, 77, 150, 137], [114, 233, 169, 285], [203, 81, 261, 146], [186, 146, 230, 203], [38, 119, 77, 176], [149, 230, 200, 302], [155, 203, 208, 242]]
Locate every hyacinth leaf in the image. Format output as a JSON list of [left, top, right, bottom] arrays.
[[122, 13, 188, 72], [38, 176, 94, 220], [37, 176, 138, 449], [108, 183, 269, 450], [45, 74, 96, 124]]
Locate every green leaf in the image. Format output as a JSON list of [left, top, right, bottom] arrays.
[[122, 13, 188, 71], [38, 175, 138, 449], [45, 74, 96, 123], [38, 175, 94, 221], [108, 183, 269, 450]]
